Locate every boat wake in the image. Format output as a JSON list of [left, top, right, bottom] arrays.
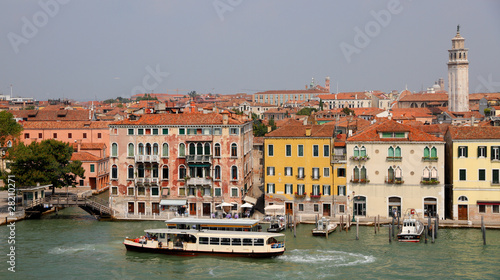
[[48, 244, 100, 255], [278, 249, 375, 267]]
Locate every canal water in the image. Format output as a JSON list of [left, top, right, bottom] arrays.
[[1, 207, 500, 279]]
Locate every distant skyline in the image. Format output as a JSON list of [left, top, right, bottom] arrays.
[[1, 0, 499, 101]]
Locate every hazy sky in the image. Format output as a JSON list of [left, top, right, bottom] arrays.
[[1, 0, 499, 101]]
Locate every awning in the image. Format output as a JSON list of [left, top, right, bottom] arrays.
[[243, 196, 257, 204], [477, 201, 500, 205], [160, 199, 187, 206]]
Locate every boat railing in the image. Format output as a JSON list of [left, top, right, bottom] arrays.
[[271, 242, 285, 249]]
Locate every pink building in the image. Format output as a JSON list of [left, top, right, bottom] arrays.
[[70, 142, 109, 192], [20, 121, 111, 145], [109, 112, 253, 219]]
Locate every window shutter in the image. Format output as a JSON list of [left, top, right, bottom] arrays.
[[477, 146, 481, 158], [465, 147, 468, 157], [491, 146, 494, 159]]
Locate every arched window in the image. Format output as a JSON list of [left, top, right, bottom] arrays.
[[231, 166, 238, 180], [128, 165, 134, 179], [395, 146, 401, 157], [423, 167, 430, 179], [360, 166, 367, 180], [424, 146, 430, 158], [162, 143, 169, 157], [197, 143, 203, 155], [431, 167, 438, 179], [388, 166, 395, 182], [162, 166, 169, 180], [353, 146, 359, 157], [388, 147, 394, 157], [138, 143, 144, 155], [189, 143, 196, 155], [111, 143, 118, 157], [146, 143, 152, 155], [353, 166, 359, 180], [152, 164, 158, 178], [204, 143, 210, 155], [128, 143, 134, 157], [458, 196, 468, 202], [179, 165, 186, 179], [215, 165, 221, 180], [179, 143, 185, 157], [214, 143, 221, 157], [137, 164, 144, 178], [231, 143, 237, 157], [431, 147, 437, 158], [112, 165, 118, 179], [153, 143, 159, 155], [360, 146, 366, 157], [395, 167, 402, 179]]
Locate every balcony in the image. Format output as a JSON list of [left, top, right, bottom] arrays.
[[134, 177, 159, 185], [385, 177, 404, 184], [186, 155, 212, 164], [296, 174, 305, 180], [294, 192, 306, 198], [350, 156, 370, 161], [422, 157, 438, 162], [351, 177, 370, 184], [421, 177, 440, 185], [186, 176, 212, 186], [310, 193, 322, 199], [135, 155, 160, 163], [386, 156, 402, 162], [331, 154, 347, 163], [311, 175, 321, 180]]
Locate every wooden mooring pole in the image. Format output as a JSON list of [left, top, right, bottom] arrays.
[[424, 225, 428, 244], [391, 216, 395, 238], [374, 216, 377, 234], [482, 216, 486, 245], [356, 217, 359, 240], [377, 215, 380, 232], [432, 225, 435, 243], [340, 215, 343, 232], [388, 224, 392, 243]]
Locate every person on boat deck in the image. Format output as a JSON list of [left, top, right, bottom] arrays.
[[268, 237, 277, 244]]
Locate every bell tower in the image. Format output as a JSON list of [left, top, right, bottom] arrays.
[[448, 25, 469, 112]]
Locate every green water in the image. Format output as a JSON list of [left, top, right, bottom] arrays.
[[1, 207, 500, 279]]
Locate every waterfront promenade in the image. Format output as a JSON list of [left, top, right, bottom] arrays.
[[2, 189, 500, 229]]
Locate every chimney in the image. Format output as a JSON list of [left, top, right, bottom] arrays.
[[190, 101, 195, 113], [305, 127, 312, 137], [76, 140, 82, 152], [222, 111, 229, 125]]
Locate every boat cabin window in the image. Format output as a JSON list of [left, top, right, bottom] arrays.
[[231, 238, 242, 246], [267, 237, 278, 244], [199, 237, 209, 245], [221, 238, 231, 245], [210, 237, 220, 245], [253, 239, 264, 246], [243, 238, 253, 246]]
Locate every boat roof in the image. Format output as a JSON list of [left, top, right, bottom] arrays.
[[144, 228, 284, 238], [165, 218, 260, 227]]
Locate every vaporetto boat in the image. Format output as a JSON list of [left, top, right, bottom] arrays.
[[124, 229, 286, 258]]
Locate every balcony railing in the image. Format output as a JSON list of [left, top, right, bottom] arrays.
[[350, 156, 370, 161], [310, 193, 322, 199], [422, 157, 438, 162], [386, 156, 402, 162], [135, 155, 160, 163], [186, 155, 212, 164], [311, 175, 320, 180], [385, 177, 404, 184], [421, 177, 440, 185], [296, 174, 305, 180], [186, 177, 212, 186], [350, 177, 369, 183], [331, 154, 347, 163], [134, 177, 159, 185], [294, 192, 306, 198]]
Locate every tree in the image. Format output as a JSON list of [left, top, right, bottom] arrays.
[[484, 108, 491, 117], [342, 107, 355, 116], [268, 118, 277, 131], [136, 94, 158, 101], [253, 121, 268, 137], [7, 139, 85, 193], [296, 107, 317, 116], [319, 100, 324, 111], [187, 91, 198, 99], [0, 111, 23, 147]]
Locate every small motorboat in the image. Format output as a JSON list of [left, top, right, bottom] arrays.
[[267, 218, 286, 232], [397, 209, 424, 242], [312, 217, 337, 237]]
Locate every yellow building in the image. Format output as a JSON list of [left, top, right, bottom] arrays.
[[445, 127, 500, 221], [264, 125, 336, 219]]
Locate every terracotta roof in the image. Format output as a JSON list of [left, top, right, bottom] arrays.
[[398, 93, 448, 102], [111, 112, 247, 126], [447, 126, 500, 140], [22, 121, 110, 129], [72, 143, 106, 151], [347, 119, 444, 142], [390, 108, 433, 118], [254, 89, 327, 95], [265, 124, 334, 138], [275, 118, 303, 127], [253, 137, 264, 144], [9, 110, 92, 121], [71, 151, 101, 162]]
